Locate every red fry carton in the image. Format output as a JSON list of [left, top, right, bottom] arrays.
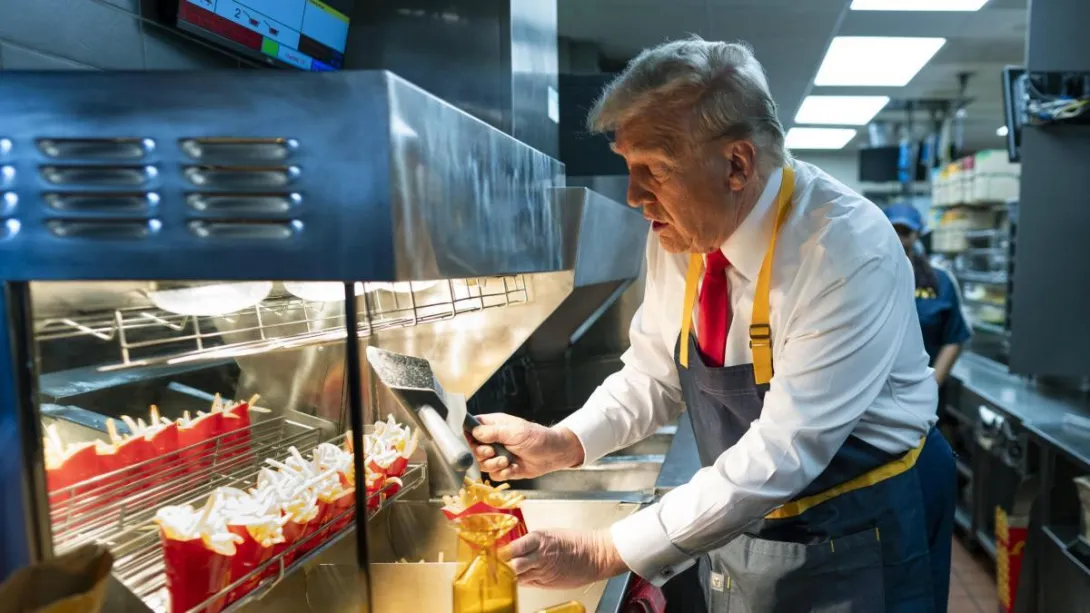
[[178, 412, 224, 470], [160, 531, 231, 613], [46, 443, 100, 498], [219, 403, 253, 465], [441, 501, 528, 548], [225, 524, 279, 605]]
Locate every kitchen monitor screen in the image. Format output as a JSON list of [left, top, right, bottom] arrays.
[[177, 0, 353, 71]]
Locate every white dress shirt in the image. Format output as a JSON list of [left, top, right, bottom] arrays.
[[557, 160, 938, 585]]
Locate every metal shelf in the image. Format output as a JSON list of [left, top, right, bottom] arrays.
[[50, 420, 427, 613], [34, 276, 528, 371], [51, 417, 322, 554], [958, 272, 1010, 285]]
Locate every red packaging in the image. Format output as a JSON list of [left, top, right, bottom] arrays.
[[281, 516, 320, 565], [323, 487, 356, 533], [45, 443, 99, 496], [219, 402, 253, 465], [997, 506, 1028, 613], [441, 501, 528, 548], [178, 412, 224, 470], [146, 422, 184, 483], [160, 531, 232, 613], [226, 524, 280, 604]]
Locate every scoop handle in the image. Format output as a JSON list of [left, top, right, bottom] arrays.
[[463, 413, 516, 465], [419, 405, 473, 471]]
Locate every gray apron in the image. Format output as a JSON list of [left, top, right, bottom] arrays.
[[675, 334, 952, 613]]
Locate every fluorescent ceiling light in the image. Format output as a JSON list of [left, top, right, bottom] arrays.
[[785, 127, 857, 150], [996, 125, 1009, 137], [814, 37, 946, 87], [851, 0, 990, 10], [795, 96, 890, 126]]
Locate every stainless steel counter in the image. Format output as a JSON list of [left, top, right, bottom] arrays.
[[951, 351, 1090, 469]]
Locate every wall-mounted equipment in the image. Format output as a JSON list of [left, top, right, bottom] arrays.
[[158, 0, 354, 71]]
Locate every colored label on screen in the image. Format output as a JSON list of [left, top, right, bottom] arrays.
[[179, 0, 350, 72], [262, 38, 280, 57], [277, 45, 313, 70]]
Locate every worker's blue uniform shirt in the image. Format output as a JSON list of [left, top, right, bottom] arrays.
[[916, 267, 971, 365]]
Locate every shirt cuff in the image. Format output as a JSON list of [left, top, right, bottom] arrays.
[[555, 406, 615, 466], [609, 504, 696, 587]]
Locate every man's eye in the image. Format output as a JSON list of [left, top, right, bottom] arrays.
[[649, 166, 669, 181]]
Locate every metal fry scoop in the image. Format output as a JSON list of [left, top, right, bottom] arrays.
[[365, 346, 515, 474]]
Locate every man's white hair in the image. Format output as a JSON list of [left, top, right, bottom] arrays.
[[588, 36, 787, 170]]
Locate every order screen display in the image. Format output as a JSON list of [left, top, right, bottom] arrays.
[[178, 0, 353, 71]]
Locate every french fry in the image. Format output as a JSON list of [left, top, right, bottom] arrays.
[[440, 479, 528, 547]]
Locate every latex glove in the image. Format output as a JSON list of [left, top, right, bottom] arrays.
[[469, 413, 584, 481], [501, 528, 628, 589]]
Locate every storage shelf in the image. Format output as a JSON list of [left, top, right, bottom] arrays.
[[974, 321, 1010, 337], [977, 528, 998, 562], [1042, 525, 1090, 580], [955, 506, 972, 531]]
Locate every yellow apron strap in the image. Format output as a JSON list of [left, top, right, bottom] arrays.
[[678, 254, 704, 369], [750, 165, 795, 385], [765, 434, 928, 520], [678, 165, 796, 387]]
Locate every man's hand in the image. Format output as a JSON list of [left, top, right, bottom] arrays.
[[500, 529, 628, 588], [470, 413, 584, 481]]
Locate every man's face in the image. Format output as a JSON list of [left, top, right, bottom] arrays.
[[613, 118, 757, 255]]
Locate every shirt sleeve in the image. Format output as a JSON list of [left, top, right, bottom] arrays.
[[609, 252, 922, 584], [940, 269, 972, 346], [556, 236, 686, 466]]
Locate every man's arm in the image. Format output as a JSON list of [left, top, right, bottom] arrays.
[[557, 239, 686, 466], [608, 253, 920, 583]]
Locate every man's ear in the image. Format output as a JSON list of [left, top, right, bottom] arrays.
[[722, 140, 758, 193]]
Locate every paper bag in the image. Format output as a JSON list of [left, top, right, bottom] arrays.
[[442, 501, 528, 547], [0, 544, 112, 613]]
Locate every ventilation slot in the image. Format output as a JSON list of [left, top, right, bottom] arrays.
[[37, 138, 154, 161], [180, 138, 298, 164], [187, 193, 300, 214], [47, 219, 160, 240], [188, 220, 300, 240], [44, 192, 158, 214], [41, 165, 158, 188], [184, 166, 299, 189], [180, 137, 302, 241]]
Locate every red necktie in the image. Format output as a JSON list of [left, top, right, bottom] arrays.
[[697, 250, 731, 366]]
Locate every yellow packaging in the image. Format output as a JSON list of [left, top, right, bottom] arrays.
[[452, 513, 520, 613]]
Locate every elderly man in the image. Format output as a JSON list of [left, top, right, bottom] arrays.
[[471, 38, 956, 612]]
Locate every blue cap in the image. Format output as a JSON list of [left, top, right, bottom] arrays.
[[884, 203, 923, 233]]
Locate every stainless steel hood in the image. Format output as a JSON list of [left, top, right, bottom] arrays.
[[0, 69, 566, 283]]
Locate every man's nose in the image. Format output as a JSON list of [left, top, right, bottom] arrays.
[[627, 179, 654, 209]]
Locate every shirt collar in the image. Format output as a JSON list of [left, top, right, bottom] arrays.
[[717, 165, 785, 281]]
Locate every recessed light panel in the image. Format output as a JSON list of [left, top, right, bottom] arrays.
[[795, 96, 891, 126], [815, 37, 946, 87], [851, 0, 990, 10], [785, 127, 858, 150]]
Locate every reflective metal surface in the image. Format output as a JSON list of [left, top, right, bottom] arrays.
[[365, 499, 642, 612], [347, 0, 559, 158], [0, 70, 565, 282], [528, 188, 648, 361], [516, 457, 664, 493]]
